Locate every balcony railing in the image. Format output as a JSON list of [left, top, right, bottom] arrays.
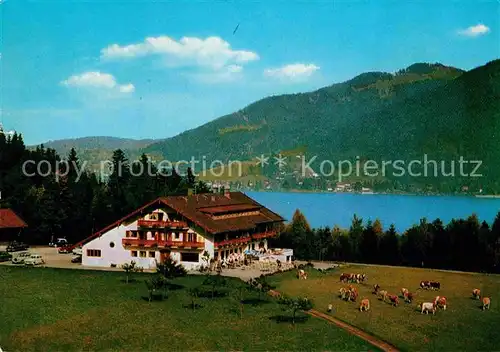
[[252, 230, 279, 240], [214, 236, 251, 248], [214, 230, 279, 248], [137, 219, 188, 228], [122, 238, 204, 248]]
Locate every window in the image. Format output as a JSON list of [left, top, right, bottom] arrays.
[[149, 251, 155, 258], [174, 232, 180, 240], [140, 251, 146, 258], [180, 252, 199, 263], [109, 242, 115, 248], [131, 251, 137, 257], [87, 249, 101, 257]]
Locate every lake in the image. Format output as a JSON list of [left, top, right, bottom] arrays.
[[246, 191, 500, 232]]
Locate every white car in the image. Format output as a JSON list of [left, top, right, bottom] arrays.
[[24, 254, 45, 266], [12, 251, 31, 264]]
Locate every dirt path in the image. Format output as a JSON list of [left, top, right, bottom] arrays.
[[268, 290, 400, 352]]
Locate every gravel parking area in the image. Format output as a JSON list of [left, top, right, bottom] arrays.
[[1, 245, 338, 278], [0, 246, 126, 271]]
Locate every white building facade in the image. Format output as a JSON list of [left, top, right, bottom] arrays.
[[77, 192, 284, 271]]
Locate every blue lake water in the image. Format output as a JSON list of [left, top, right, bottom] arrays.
[[246, 191, 500, 232]]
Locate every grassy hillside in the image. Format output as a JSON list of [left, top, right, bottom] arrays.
[[0, 267, 377, 352], [268, 264, 500, 352]]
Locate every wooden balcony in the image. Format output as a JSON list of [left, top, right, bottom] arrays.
[[214, 230, 279, 248], [252, 230, 279, 240], [214, 236, 251, 248], [122, 238, 204, 249], [137, 219, 188, 229]]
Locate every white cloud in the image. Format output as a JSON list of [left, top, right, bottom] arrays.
[[188, 64, 244, 84], [264, 63, 320, 81], [61, 71, 134, 94], [457, 24, 490, 37], [100, 36, 259, 70], [119, 83, 135, 93]]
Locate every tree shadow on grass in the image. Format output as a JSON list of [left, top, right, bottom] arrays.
[[197, 290, 228, 298], [182, 303, 204, 309], [141, 294, 165, 302], [241, 298, 271, 306], [268, 315, 309, 324], [165, 283, 184, 291]]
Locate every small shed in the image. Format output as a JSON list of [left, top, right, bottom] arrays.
[[0, 209, 28, 243]]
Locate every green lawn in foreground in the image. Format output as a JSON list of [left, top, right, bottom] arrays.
[[267, 264, 500, 352], [0, 266, 377, 352]]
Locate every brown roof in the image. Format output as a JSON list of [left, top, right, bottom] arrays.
[[199, 204, 261, 214], [0, 209, 28, 229], [160, 192, 285, 234], [73, 192, 285, 248]]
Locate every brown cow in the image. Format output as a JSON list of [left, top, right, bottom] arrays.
[[349, 288, 359, 302], [434, 296, 447, 310], [405, 292, 414, 303], [472, 289, 481, 300], [483, 297, 491, 310], [401, 288, 409, 298], [378, 290, 388, 301], [387, 294, 399, 306], [297, 269, 307, 280], [359, 298, 370, 311], [340, 273, 349, 282], [420, 281, 431, 290]]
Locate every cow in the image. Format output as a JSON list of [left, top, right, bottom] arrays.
[[378, 290, 388, 302], [354, 273, 366, 283], [420, 281, 431, 290], [297, 269, 307, 280], [482, 297, 491, 310], [340, 273, 357, 283], [401, 288, 409, 298], [434, 296, 447, 310], [419, 302, 436, 315], [359, 298, 370, 312], [339, 287, 348, 299], [405, 292, 414, 303], [349, 288, 359, 302], [430, 281, 441, 290], [387, 294, 399, 306], [472, 289, 481, 300], [372, 284, 381, 295]]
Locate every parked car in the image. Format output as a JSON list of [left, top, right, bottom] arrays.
[[0, 251, 12, 262], [12, 251, 32, 264], [49, 238, 68, 247], [24, 254, 45, 266], [58, 244, 73, 254], [6, 241, 29, 252], [71, 255, 82, 263]]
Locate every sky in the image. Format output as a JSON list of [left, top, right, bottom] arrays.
[[1, 0, 499, 145]]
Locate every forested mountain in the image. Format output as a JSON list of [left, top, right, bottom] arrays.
[[140, 60, 499, 191], [33, 137, 163, 171], [36, 60, 500, 192]]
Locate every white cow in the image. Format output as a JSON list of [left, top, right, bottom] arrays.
[[419, 302, 436, 315], [297, 269, 307, 280]]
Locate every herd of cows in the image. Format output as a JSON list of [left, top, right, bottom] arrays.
[[297, 270, 492, 314]]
